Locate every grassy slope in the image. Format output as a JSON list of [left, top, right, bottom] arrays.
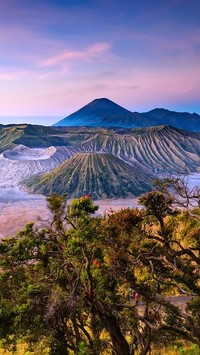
[[0, 124, 114, 150], [24, 152, 153, 199], [0, 126, 23, 153], [1, 124, 200, 174], [76, 126, 200, 173]]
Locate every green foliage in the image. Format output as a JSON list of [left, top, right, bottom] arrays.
[[138, 189, 177, 233], [0, 189, 200, 355], [138, 189, 174, 219], [68, 195, 99, 219], [178, 344, 200, 355]]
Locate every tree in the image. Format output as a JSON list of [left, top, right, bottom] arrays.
[[138, 189, 175, 233], [0, 189, 200, 354], [0, 195, 101, 354], [0, 195, 134, 354], [100, 202, 200, 352], [154, 176, 200, 222]]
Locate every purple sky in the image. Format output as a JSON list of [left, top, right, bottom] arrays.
[[0, 0, 200, 125]]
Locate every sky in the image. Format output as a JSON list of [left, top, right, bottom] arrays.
[[0, 0, 200, 125]]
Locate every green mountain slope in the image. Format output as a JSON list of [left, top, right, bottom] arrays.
[[24, 152, 153, 199], [0, 126, 24, 153], [71, 126, 200, 173], [1, 124, 200, 175], [0, 124, 112, 152]]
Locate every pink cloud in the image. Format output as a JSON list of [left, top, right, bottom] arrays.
[[0, 24, 64, 69], [41, 43, 111, 67], [0, 67, 28, 81]]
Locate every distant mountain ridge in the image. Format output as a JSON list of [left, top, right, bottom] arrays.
[[144, 108, 200, 132], [53, 98, 200, 132]]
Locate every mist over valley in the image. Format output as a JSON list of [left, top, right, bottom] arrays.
[[0, 98, 200, 237]]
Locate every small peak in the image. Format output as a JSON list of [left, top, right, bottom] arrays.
[[87, 98, 120, 106], [92, 97, 111, 102], [147, 108, 169, 113]]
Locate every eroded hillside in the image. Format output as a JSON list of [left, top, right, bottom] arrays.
[[0, 124, 199, 198], [24, 152, 153, 199]]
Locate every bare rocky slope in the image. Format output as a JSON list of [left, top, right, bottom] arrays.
[[0, 124, 199, 197], [0, 124, 200, 175], [74, 126, 200, 174], [0, 145, 75, 186], [24, 152, 153, 199]]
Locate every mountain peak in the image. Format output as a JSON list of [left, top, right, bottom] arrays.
[[87, 97, 126, 107], [53, 98, 200, 132], [78, 97, 131, 113], [89, 97, 114, 104], [53, 97, 134, 127]]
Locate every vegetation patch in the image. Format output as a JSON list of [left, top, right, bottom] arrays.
[[0, 181, 200, 354]]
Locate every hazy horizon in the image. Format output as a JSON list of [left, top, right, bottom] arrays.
[[0, 116, 61, 126], [0, 100, 200, 126], [0, 0, 200, 119]]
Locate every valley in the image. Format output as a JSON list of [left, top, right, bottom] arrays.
[[0, 125, 199, 188], [0, 108, 199, 238], [0, 172, 199, 238], [0, 187, 139, 238], [0, 101, 199, 355]]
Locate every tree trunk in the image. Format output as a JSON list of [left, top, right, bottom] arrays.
[[158, 217, 165, 234], [50, 332, 69, 355], [140, 327, 151, 355], [97, 302, 130, 355]]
